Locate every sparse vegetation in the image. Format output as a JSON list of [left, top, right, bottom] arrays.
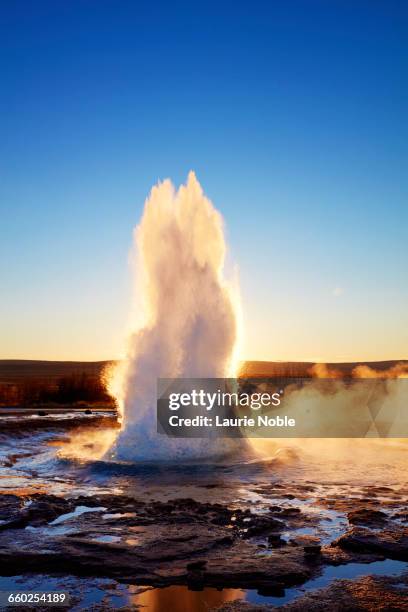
[[0, 372, 114, 407]]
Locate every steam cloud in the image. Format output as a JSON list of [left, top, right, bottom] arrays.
[[108, 172, 242, 461]]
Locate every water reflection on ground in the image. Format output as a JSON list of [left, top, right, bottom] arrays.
[[0, 418, 407, 610]]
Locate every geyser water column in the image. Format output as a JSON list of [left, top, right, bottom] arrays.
[[108, 172, 242, 461]]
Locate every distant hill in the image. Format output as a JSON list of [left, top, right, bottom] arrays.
[[0, 358, 406, 384], [0, 360, 113, 384]]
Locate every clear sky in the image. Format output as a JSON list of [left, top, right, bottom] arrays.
[[1, 1, 407, 362]]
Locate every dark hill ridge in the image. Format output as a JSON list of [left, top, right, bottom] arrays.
[[0, 359, 406, 385], [0, 360, 114, 384]]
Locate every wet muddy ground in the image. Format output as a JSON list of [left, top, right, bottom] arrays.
[[0, 413, 407, 610]]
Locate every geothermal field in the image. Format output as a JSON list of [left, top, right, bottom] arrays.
[[0, 380, 407, 611], [0, 176, 407, 611]]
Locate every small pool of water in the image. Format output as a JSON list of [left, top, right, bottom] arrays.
[[0, 559, 406, 610]]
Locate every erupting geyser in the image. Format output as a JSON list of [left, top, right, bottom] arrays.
[[108, 172, 242, 461]]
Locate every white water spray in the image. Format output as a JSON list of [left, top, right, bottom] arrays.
[[108, 172, 242, 461]]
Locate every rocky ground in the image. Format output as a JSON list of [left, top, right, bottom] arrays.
[[0, 480, 407, 610], [0, 420, 407, 610], [217, 573, 408, 611]]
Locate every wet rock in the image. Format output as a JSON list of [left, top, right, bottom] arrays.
[[267, 534, 286, 548], [203, 543, 314, 590], [242, 515, 285, 538], [0, 527, 315, 591], [278, 572, 408, 611], [1, 486, 403, 599], [303, 544, 321, 557], [333, 526, 408, 560], [25, 496, 75, 527], [212, 603, 268, 612], [187, 559, 207, 570], [0, 494, 75, 531], [0, 492, 317, 593], [289, 535, 320, 548], [321, 543, 383, 566], [347, 508, 388, 526], [0, 495, 27, 529], [279, 508, 302, 517], [214, 573, 408, 611], [319, 495, 402, 515], [393, 511, 408, 522], [364, 486, 394, 494]]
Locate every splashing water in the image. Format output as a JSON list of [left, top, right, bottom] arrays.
[[108, 172, 242, 461]]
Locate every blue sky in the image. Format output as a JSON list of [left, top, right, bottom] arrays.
[[1, 1, 407, 361]]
